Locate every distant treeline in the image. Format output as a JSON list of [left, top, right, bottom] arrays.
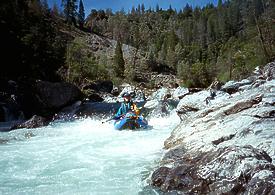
[[85, 0, 274, 86], [0, 0, 274, 88]]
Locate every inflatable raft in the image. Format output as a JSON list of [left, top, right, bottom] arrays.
[[114, 112, 148, 130]]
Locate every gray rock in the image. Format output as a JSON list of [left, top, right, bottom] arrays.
[[263, 61, 275, 80], [150, 62, 275, 194], [35, 80, 83, 109]]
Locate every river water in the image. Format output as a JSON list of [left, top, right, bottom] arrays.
[[0, 113, 180, 194]]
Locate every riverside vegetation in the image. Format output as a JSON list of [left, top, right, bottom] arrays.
[[1, 0, 274, 89]]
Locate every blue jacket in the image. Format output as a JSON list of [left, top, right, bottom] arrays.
[[115, 102, 133, 117]]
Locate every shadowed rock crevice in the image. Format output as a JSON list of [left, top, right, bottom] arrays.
[[253, 109, 275, 119], [212, 134, 235, 145], [164, 137, 184, 150], [224, 95, 263, 115], [176, 105, 200, 121]]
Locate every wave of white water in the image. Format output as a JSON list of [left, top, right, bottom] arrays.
[[0, 113, 180, 195]]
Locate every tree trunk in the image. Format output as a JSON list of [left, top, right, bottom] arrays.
[[254, 15, 270, 61], [229, 62, 233, 80]]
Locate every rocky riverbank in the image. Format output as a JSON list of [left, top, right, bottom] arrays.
[[0, 61, 274, 194], [150, 62, 275, 194], [0, 77, 170, 131]]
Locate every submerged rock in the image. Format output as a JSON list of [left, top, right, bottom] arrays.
[[11, 115, 49, 130]]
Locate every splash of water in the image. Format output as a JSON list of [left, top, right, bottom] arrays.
[[0, 113, 180, 194]]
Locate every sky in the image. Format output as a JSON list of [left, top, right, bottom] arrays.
[[48, 0, 218, 16]]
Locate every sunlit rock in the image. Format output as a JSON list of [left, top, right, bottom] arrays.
[[263, 61, 275, 80], [171, 86, 189, 99], [151, 62, 275, 194]]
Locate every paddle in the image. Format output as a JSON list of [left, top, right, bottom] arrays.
[[101, 117, 113, 124], [101, 115, 123, 124]]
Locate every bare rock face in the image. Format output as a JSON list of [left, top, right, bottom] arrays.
[[224, 95, 262, 115], [86, 34, 112, 52], [151, 62, 275, 194], [35, 80, 83, 109]]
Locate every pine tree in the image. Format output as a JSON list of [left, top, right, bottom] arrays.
[[141, 4, 145, 14], [51, 2, 60, 17], [78, 0, 85, 29], [218, 0, 223, 8], [168, 4, 173, 12], [41, 0, 49, 11], [147, 48, 157, 71], [183, 4, 192, 18], [113, 41, 125, 78], [137, 4, 141, 14], [131, 6, 136, 15], [62, 0, 77, 25], [156, 4, 160, 12], [167, 30, 178, 51]]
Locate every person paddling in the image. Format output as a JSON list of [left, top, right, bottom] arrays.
[[115, 92, 140, 119], [102, 92, 140, 124]]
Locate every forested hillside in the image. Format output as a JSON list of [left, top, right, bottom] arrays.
[[0, 0, 274, 88], [86, 0, 274, 86], [0, 0, 67, 81]]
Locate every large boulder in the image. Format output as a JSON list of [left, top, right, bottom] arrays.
[[151, 73, 275, 194], [35, 80, 83, 110]]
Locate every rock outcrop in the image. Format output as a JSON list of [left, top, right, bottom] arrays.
[[151, 63, 275, 194], [0, 79, 85, 131], [35, 80, 83, 110], [83, 33, 180, 88]]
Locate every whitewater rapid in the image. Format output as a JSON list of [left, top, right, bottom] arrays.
[[0, 113, 180, 194]]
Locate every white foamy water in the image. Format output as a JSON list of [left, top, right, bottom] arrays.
[[0, 113, 180, 195]]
